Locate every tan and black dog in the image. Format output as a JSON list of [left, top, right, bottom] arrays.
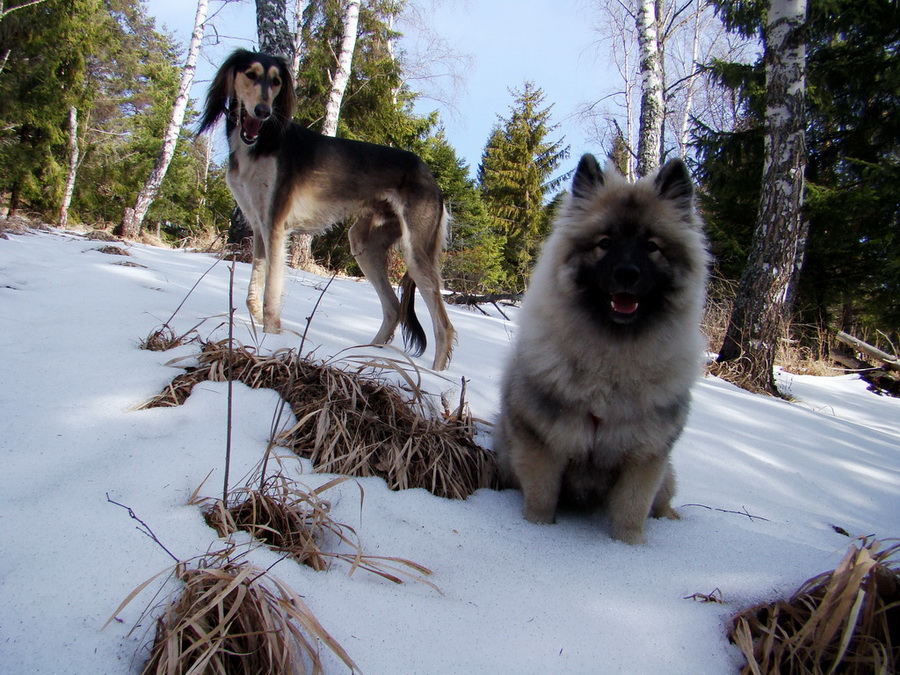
[[199, 49, 455, 370]]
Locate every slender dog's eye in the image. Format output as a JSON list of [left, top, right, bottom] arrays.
[[245, 70, 257, 80]]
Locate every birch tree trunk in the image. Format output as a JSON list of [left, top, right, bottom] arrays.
[[321, 0, 360, 137], [118, 0, 208, 239], [677, 0, 703, 155], [256, 0, 294, 58], [716, 0, 808, 395], [57, 106, 78, 229], [287, 0, 360, 270], [636, 0, 664, 176]]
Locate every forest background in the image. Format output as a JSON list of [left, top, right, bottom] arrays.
[[0, 0, 897, 371]]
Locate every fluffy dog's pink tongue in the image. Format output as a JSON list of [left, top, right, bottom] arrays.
[[611, 293, 639, 314]]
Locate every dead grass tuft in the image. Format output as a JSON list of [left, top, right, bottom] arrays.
[[729, 538, 900, 675], [94, 244, 131, 256], [0, 214, 41, 237], [142, 341, 499, 499], [83, 229, 122, 242], [200, 474, 437, 588], [140, 325, 199, 352], [139, 556, 359, 674]]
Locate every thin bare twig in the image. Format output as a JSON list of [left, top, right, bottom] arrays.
[[106, 494, 179, 563], [682, 503, 771, 522]]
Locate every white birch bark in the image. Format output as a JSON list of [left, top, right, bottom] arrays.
[[636, 0, 664, 176], [677, 0, 703, 155], [256, 0, 294, 57], [718, 0, 808, 393], [57, 106, 78, 229], [321, 0, 360, 137], [291, 0, 308, 77], [120, 0, 207, 238]]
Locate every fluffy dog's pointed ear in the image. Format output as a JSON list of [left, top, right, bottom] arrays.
[[571, 153, 603, 200], [654, 159, 693, 207]]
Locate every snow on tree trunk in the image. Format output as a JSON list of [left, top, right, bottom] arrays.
[[717, 0, 808, 395], [256, 0, 294, 57], [636, 0, 664, 177], [118, 0, 208, 239], [57, 106, 78, 229], [321, 0, 360, 137]]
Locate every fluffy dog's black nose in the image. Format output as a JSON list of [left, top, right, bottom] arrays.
[[254, 104, 272, 120], [613, 264, 641, 287]]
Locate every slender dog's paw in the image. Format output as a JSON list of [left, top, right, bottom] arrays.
[[262, 322, 282, 334]]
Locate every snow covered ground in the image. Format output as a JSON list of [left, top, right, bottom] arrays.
[[1, 228, 898, 674]]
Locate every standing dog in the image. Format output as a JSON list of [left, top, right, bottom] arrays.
[[493, 155, 709, 544], [198, 49, 455, 370]]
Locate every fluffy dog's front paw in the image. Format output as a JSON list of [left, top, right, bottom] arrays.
[[523, 502, 557, 525]]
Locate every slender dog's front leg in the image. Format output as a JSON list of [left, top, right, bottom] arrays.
[[247, 228, 266, 325], [262, 221, 287, 333]]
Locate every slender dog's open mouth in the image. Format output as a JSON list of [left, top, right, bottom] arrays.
[[239, 105, 262, 145], [610, 293, 640, 321]]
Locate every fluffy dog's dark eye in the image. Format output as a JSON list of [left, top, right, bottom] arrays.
[[596, 237, 612, 250], [645, 240, 660, 253]]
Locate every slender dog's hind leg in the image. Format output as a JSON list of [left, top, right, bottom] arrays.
[[349, 213, 402, 345], [402, 204, 454, 370]]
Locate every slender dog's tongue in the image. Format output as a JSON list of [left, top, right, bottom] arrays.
[[243, 115, 262, 139], [611, 293, 639, 314]]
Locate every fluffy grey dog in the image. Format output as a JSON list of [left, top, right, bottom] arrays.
[[493, 154, 709, 545]]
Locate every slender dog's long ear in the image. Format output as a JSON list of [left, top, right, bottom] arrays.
[[197, 49, 247, 136], [273, 56, 296, 127], [654, 159, 693, 207], [571, 153, 603, 201]]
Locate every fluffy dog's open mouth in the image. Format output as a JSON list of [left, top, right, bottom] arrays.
[[610, 293, 640, 318], [239, 105, 262, 145]]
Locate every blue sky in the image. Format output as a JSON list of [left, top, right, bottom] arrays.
[[145, 0, 615, 177]]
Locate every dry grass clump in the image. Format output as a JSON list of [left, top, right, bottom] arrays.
[[94, 244, 131, 256], [140, 324, 199, 352], [201, 474, 436, 588], [83, 228, 122, 242], [729, 538, 900, 674], [143, 340, 499, 499], [138, 557, 359, 674], [0, 214, 40, 237]]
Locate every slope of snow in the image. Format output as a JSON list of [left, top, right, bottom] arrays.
[[1, 229, 897, 673]]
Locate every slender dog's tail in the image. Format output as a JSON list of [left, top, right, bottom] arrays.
[[399, 272, 427, 357]]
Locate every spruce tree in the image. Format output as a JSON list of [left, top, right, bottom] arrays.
[[477, 82, 569, 292]]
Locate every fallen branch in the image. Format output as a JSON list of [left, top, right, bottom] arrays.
[[836, 331, 900, 372]]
